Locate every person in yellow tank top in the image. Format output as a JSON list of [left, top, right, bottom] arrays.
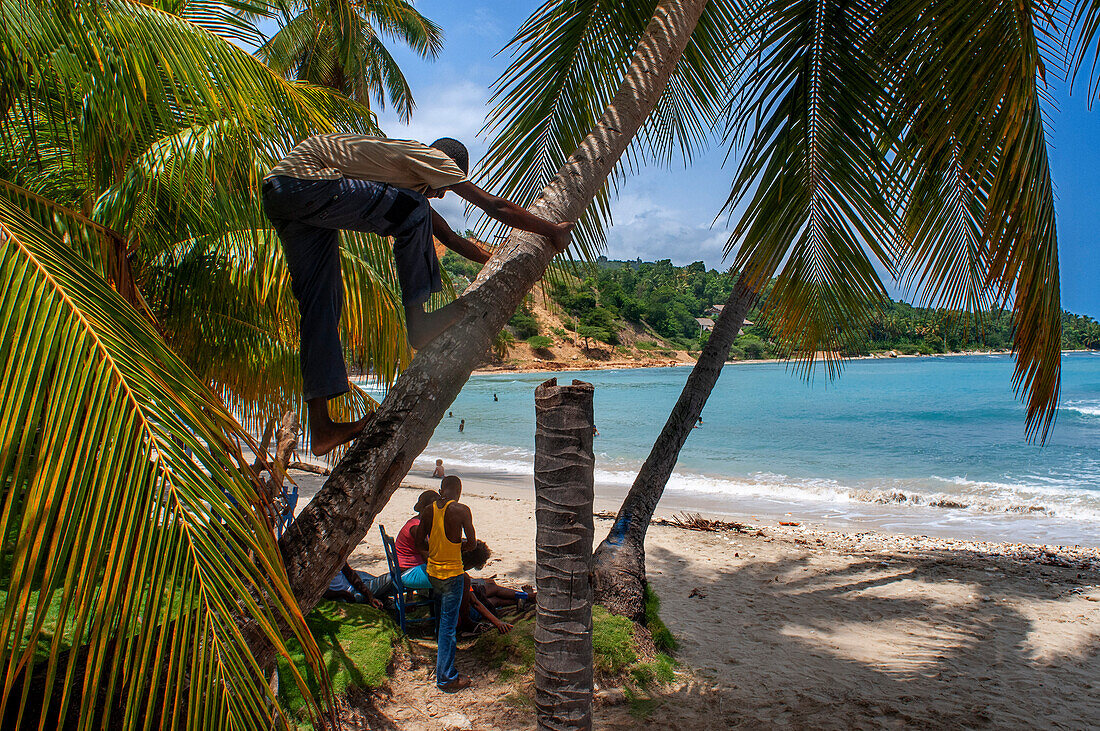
[[415, 475, 475, 691]]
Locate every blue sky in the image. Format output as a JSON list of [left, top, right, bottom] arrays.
[[365, 2, 1100, 316]]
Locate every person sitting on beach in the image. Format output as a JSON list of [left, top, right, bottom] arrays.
[[322, 563, 388, 609], [394, 490, 438, 591], [456, 541, 533, 635], [415, 476, 475, 691], [432, 459, 445, 478], [261, 134, 573, 456], [452, 541, 512, 635]]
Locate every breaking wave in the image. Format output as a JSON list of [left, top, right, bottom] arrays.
[[418, 442, 1100, 523]]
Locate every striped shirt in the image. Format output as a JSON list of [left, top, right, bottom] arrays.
[[266, 134, 466, 195]]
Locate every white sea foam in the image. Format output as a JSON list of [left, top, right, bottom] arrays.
[[1062, 400, 1100, 418], [418, 442, 1100, 523]]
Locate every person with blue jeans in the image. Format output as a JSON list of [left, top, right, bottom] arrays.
[[415, 475, 475, 691], [261, 134, 573, 456]]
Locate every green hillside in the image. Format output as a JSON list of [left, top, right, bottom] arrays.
[[442, 251, 1100, 360]]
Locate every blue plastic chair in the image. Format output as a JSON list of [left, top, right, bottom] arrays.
[[379, 524, 438, 633], [279, 481, 301, 538], [275, 480, 298, 538]]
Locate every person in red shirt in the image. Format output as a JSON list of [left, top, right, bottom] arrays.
[[395, 490, 438, 589]]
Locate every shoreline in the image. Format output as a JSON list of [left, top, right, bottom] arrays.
[[398, 468, 1100, 563], [471, 348, 1096, 376], [288, 439, 1100, 551]]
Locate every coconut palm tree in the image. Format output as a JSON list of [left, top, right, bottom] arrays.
[[95, 0, 1072, 673], [475, 0, 1086, 620], [0, 0, 412, 726], [257, 0, 443, 120], [266, 1, 717, 671]]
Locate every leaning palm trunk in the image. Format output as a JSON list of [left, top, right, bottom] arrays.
[[263, 0, 712, 664], [592, 278, 756, 621], [533, 379, 595, 730]]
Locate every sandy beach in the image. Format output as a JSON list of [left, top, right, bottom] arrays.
[[291, 466, 1100, 729]]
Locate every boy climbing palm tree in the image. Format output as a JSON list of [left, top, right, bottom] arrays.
[[262, 134, 572, 455]]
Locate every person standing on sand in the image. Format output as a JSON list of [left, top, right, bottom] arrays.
[[416, 476, 475, 691], [261, 134, 573, 456]]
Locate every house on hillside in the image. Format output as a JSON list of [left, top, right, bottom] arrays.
[[696, 314, 754, 336]]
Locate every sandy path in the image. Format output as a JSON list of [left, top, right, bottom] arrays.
[[292, 469, 1100, 729]]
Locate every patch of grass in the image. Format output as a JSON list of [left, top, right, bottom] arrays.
[[592, 606, 637, 674], [630, 653, 676, 687], [278, 601, 399, 721], [643, 585, 677, 652], [473, 617, 536, 681], [635, 340, 658, 350], [503, 689, 535, 709]]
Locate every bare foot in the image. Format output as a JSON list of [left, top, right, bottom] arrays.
[[405, 299, 466, 349], [309, 413, 369, 457]]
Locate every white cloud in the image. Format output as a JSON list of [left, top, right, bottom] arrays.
[[604, 193, 733, 270], [377, 80, 490, 160]]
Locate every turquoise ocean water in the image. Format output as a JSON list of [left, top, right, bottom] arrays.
[[387, 352, 1100, 546]]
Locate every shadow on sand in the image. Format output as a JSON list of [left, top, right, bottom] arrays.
[[625, 540, 1100, 729]]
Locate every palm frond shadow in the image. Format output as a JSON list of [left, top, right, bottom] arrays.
[[639, 540, 1098, 727]]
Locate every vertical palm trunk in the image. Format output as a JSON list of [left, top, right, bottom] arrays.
[[260, 0, 712, 665], [533, 379, 595, 731], [592, 279, 755, 621]]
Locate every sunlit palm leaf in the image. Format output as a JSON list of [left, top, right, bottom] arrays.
[[1, 0, 379, 199], [142, 227, 409, 439], [258, 0, 443, 120], [0, 179, 150, 315], [0, 199, 327, 729], [1, 0, 413, 436], [160, 0, 272, 46]]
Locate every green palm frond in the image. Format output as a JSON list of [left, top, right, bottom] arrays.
[[0, 199, 328, 729], [158, 0, 272, 46], [724, 0, 896, 376], [258, 0, 443, 120], [882, 0, 1065, 440], [1068, 0, 1100, 99], [478, 0, 750, 259], [2, 0, 410, 437], [1, 0, 379, 199], [0, 179, 147, 311], [142, 227, 409, 432]]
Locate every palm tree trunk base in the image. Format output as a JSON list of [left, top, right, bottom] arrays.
[[592, 537, 647, 623]]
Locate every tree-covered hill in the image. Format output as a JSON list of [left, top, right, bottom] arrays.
[[443, 251, 1100, 361]]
